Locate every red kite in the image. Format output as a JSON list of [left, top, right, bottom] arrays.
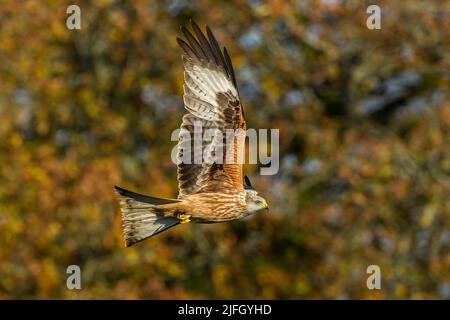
[[114, 21, 268, 247]]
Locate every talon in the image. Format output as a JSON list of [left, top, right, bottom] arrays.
[[177, 213, 191, 224], [178, 213, 191, 219]]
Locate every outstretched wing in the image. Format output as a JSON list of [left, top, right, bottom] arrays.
[[176, 21, 246, 198]]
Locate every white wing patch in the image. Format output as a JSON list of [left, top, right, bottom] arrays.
[[176, 22, 245, 196], [183, 61, 238, 122]]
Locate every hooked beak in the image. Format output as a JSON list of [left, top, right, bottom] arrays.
[[257, 200, 269, 212]]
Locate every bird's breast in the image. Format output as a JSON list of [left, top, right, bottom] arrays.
[[183, 192, 247, 223]]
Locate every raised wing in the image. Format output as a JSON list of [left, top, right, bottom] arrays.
[[176, 21, 246, 198]]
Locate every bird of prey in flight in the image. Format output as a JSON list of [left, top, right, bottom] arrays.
[[114, 21, 268, 247]]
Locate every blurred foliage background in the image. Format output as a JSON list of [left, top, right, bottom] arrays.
[[0, 0, 449, 299]]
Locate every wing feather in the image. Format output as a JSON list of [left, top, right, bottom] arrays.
[[181, 26, 207, 60], [191, 21, 216, 63], [176, 22, 245, 198]]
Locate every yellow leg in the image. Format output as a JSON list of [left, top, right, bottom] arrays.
[[177, 213, 191, 224]]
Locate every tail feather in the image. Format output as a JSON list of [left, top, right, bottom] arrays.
[[114, 186, 180, 247]]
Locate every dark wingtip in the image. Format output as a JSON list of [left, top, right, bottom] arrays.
[[191, 19, 201, 31], [125, 240, 133, 247], [180, 25, 189, 36], [176, 37, 184, 46], [244, 176, 254, 190], [113, 185, 126, 195], [190, 20, 200, 35]]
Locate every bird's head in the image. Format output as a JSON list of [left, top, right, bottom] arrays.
[[244, 176, 269, 213]]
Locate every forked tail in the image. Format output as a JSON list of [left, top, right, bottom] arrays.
[[113, 186, 180, 247]]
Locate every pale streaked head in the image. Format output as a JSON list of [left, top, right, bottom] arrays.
[[245, 190, 269, 213]]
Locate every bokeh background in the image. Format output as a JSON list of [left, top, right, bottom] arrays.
[[1, 0, 449, 299]]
